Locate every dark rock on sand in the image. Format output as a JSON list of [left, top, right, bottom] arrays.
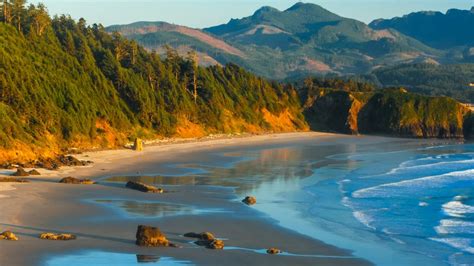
[[185, 231, 224, 249], [59, 177, 95, 185], [242, 196, 257, 205], [39, 233, 76, 240], [0, 231, 18, 241], [0, 177, 29, 183], [126, 181, 164, 193], [12, 168, 29, 177], [136, 225, 172, 247], [267, 248, 282, 254], [28, 169, 41, 175]]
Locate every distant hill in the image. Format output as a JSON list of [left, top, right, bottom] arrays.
[[358, 63, 474, 103], [370, 7, 474, 51], [109, 3, 439, 79]]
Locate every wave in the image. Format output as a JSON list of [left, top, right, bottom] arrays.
[[430, 237, 474, 254], [442, 200, 474, 218], [353, 169, 474, 199], [435, 219, 474, 235]]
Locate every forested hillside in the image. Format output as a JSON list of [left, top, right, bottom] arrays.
[[0, 1, 307, 163]]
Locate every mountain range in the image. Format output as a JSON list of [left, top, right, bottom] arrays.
[[107, 3, 474, 80]]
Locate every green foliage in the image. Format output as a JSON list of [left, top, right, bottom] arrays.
[[0, 3, 306, 152]]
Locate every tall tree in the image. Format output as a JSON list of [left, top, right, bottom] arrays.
[[11, 0, 25, 32], [28, 3, 50, 36], [1, 0, 12, 24], [187, 50, 199, 104]]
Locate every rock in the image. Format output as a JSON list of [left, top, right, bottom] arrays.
[[39, 233, 76, 241], [184, 232, 215, 241], [0, 177, 29, 183], [185, 231, 224, 249], [267, 248, 281, 255], [0, 231, 18, 241], [28, 169, 41, 176], [126, 181, 163, 193], [134, 138, 143, 151], [59, 177, 95, 185], [207, 239, 225, 249], [242, 196, 257, 205], [12, 168, 29, 177], [136, 225, 170, 247]]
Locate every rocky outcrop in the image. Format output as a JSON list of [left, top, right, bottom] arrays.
[[59, 177, 95, 184], [39, 233, 76, 240], [184, 231, 225, 249], [267, 248, 281, 255], [358, 92, 466, 138], [303, 90, 364, 134], [135, 225, 178, 247], [0, 231, 18, 241], [242, 196, 257, 205], [126, 181, 164, 193]]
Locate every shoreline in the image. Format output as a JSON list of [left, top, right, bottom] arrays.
[[0, 131, 372, 266]]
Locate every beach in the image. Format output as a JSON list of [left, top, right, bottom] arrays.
[[0, 132, 371, 266]]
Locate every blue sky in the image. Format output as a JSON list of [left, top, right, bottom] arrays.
[[30, 0, 473, 28]]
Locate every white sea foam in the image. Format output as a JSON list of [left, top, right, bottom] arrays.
[[442, 200, 474, 218], [353, 169, 474, 198], [430, 237, 474, 254], [435, 219, 474, 234], [419, 202, 429, 207], [352, 210, 376, 230]]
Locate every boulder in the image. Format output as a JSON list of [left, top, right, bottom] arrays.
[[0, 231, 18, 241], [59, 177, 95, 185], [126, 181, 163, 193], [184, 232, 215, 241], [28, 169, 41, 176], [242, 196, 257, 205], [133, 138, 144, 151], [136, 225, 170, 247], [185, 231, 224, 249], [267, 248, 281, 255], [12, 168, 29, 177], [39, 233, 76, 241]]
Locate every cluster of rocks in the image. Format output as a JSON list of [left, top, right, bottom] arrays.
[[0, 177, 29, 183], [266, 248, 282, 255], [135, 225, 178, 247], [126, 181, 164, 193], [0, 231, 18, 241], [1, 155, 92, 171], [39, 233, 76, 241], [59, 177, 95, 185], [184, 232, 225, 249], [11, 168, 40, 177]]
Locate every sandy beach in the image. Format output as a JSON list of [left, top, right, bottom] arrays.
[[0, 132, 372, 266]]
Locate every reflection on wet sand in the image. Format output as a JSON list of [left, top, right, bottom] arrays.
[[45, 251, 192, 265], [94, 200, 222, 218], [105, 144, 362, 195]]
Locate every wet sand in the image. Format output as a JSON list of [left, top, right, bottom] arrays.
[[0, 132, 372, 266]]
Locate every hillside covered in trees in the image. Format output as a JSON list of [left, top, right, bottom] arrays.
[[0, 1, 473, 165], [0, 1, 308, 163]]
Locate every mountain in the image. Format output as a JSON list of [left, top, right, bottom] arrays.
[[109, 3, 439, 79], [107, 21, 246, 67], [370, 7, 474, 51]]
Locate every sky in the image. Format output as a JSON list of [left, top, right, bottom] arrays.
[[30, 0, 474, 28]]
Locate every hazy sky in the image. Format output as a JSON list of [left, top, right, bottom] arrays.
[[30, 0, 473, 28]]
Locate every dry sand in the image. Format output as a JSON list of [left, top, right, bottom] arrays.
[[0, 132, 372, 266]]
